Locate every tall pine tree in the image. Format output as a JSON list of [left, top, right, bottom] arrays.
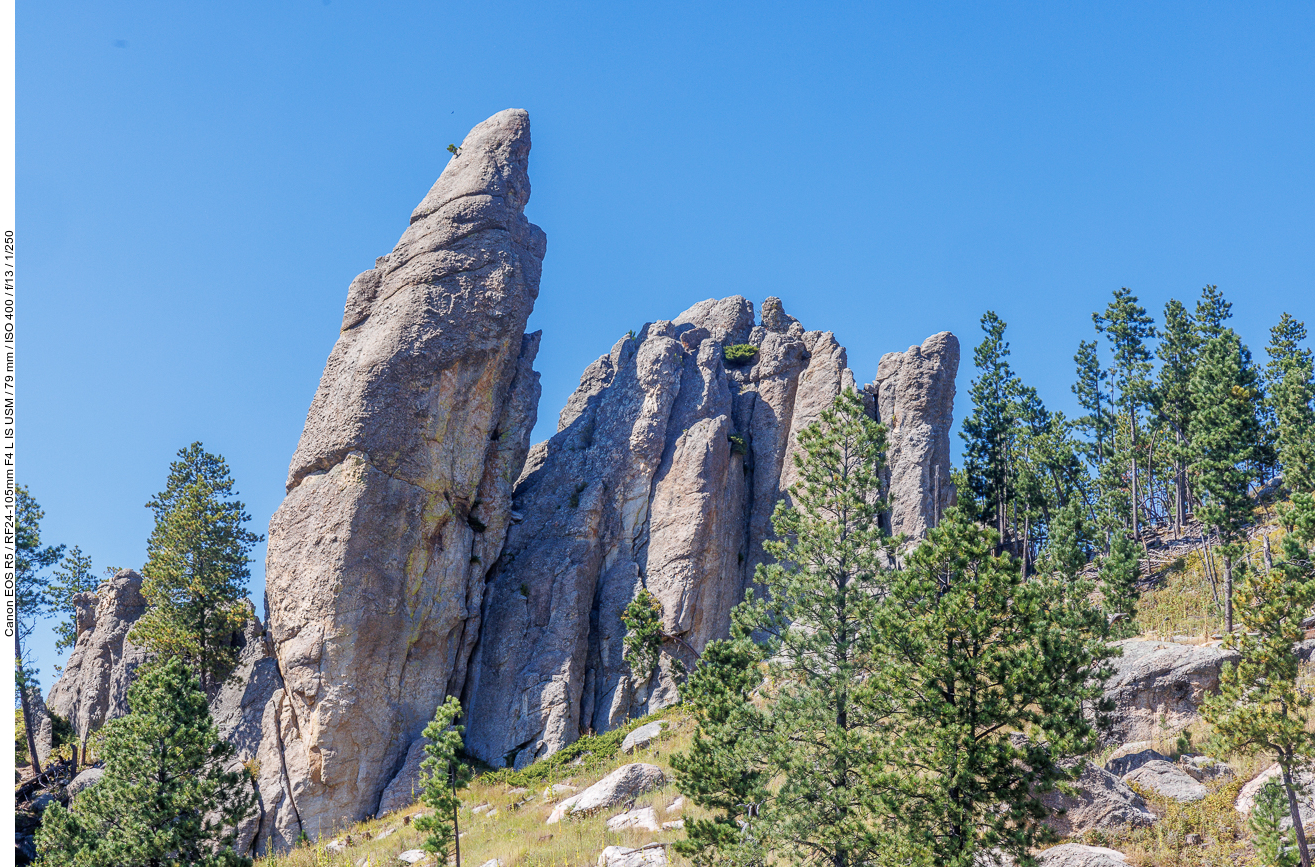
[[129, 443, 263, 693], [963, 312, 1020, 547], [15, 484, 64, 776], [1156, 298, 1200, 536], [1189, 329, 1264, 633], [1265, 313, 1315, 493], [48, 545, 97, 654], [35, 656, 256, 867]]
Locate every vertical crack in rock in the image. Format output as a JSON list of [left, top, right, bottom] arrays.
[[262, 109, 545, 836]]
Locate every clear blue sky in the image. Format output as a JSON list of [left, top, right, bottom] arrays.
[[18, 2, 1314, 679]]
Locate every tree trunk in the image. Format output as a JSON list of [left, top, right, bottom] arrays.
[[17, 634, 42, 777], [1130, 412, 1141, 542], [1265, 534, 1273, 573], [1282, 763, 1312, 867], [1224, 552, 1234, 634]]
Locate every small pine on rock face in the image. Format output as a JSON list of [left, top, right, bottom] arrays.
[[447, 143, 461, 157]]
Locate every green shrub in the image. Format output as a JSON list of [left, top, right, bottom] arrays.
[[723, 344, 759, 365], [728, 434, 747, 455]]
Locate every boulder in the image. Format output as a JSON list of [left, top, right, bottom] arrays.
[[598, 845, 667, 867], [1100, 639, 1239, 744], [397, 851, 428, 865], [547, 763, 666, 824], [869, 331, 960, 540], [606, 806, 660, 832], [1040, 762, 1156, 837], [45, 570, 150, 757], [377, 737, 430, 815], [262, 108, 547, 836], [1122, 760, 1208, 802], [1236, 764, 1315, 829], [1103, 743, 1166, 777], [1178, 755, 1233, 782], [1037, 844, 1128, 867], [65, 767, 103, 799], [621, 721, 666, 754]]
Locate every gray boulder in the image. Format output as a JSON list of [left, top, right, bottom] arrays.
[[65, 767, 103, 799], [1040, 762, 1156, 837], [547, 763, 666, 824], [869, 331, 960, 540], [1179, 754, 1233, 782], [621, 721, 666, 754], [45, 570, 150, 759], [1037, 844, 1128, 867], [1122, 760, 1208, 802], [1103, 743, 1167, 777], [1100, 639, 1239, 744], [598, 846, 667, 867], [262, 108, 546, 837], [1236, 764, 1315, 830]]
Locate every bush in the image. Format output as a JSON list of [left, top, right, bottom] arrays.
[[723, 344, 758, 365]]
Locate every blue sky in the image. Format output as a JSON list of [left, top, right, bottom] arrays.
[[18, 2, 1315, 678]]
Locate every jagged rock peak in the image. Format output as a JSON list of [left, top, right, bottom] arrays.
[[463, 295, 855, 770], [869, 331, 959, 540], [44, 569, 150, 763], [262, 108, 546, 841]]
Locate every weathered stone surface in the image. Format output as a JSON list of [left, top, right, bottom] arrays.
[[1037, 844, 1128, 867], [1178, 754, 1233, 782], [66, 767, 103, 799], [621, 721, 666, 754], [547, 763, 666, 824], [1122, 760, 1208, 802], [1100, 639, 1239, 744], [606, 806, 660, 832], [1236, 764, 1315, 829], [1104, 743, 1166, 777], [378, 737, 430, 815], [464, 297, 886, 767], [262, 109, 546, 837], [598, 845, 667, 867], [1040, 762, 1156, 837], [869, 332, 959, 540], [45, 570, 150, 757]]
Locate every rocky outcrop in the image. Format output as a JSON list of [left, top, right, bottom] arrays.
[[1040, 762, 1156, 837], [869, 331, 959, 540], [1037, 845, 1128, 867], [377, 737, 429, 815], [1122, 760, 1207, 802], [547, 763, 666, 823], [1103, 743, 1166, 777], [261, 108, 546, 837], [44, 570, 150, 757], [1101, 639, 1239, 744], [462, 296, 867, 768]]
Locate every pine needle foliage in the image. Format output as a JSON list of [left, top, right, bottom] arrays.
[[877, 509, 1115, 867], [415, 696, 473, 865], [49, 545, 97, 653], [16, 484, 64, 775], [622, 588, 665, 682], [1266, 313, 1315, 494], [129, 443, 263, 693], [1202, 493, 1315, 867], [35, 656, 256, 867]]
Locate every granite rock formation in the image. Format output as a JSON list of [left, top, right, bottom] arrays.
[[43, 569, 150, 761], [261, 108, 546, 836], [869, 332, 959, 540], [1101, 639, 1239, 744]]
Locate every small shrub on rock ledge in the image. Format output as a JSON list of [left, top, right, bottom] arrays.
[[722, 344, 758, 365]]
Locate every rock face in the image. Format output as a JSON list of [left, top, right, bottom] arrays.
[[260, 109, 547, 837], [1040, 763, 1156, 837], [44, 570, 150, 758], [1037, 844, 1128, 867], [1122, 760, 1208, 802], [463, 296, 867, 768], [1103, 743, 1166, 777], [869, 331, 959, 539], [1101, 639, 1239, 744]]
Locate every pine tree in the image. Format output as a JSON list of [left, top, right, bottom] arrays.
[[1072, 339, 1111, 469], [1202, 493, 1315, 867], [672, 632, 771, 866], [876, 509, 1114, 867], [1098, 530, 1141, 638], [962, 312, 1020, 546], [414, 696, 472, 866], [129, 443, 263, 693], [1265, 313, 1315, 493], [15, 484, 64, 776], [677, 389, 899, 866], [35, 656, 256, 867], [1041, 499, 1092, 580], [1094, 288, 1157, 541], [1195, 284, 1233, 341], [1253, 780, 1301, 867], [49, 545, 97, 654], [1189, 329, 1264, 632], [1156, 298, 1200, 535]]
